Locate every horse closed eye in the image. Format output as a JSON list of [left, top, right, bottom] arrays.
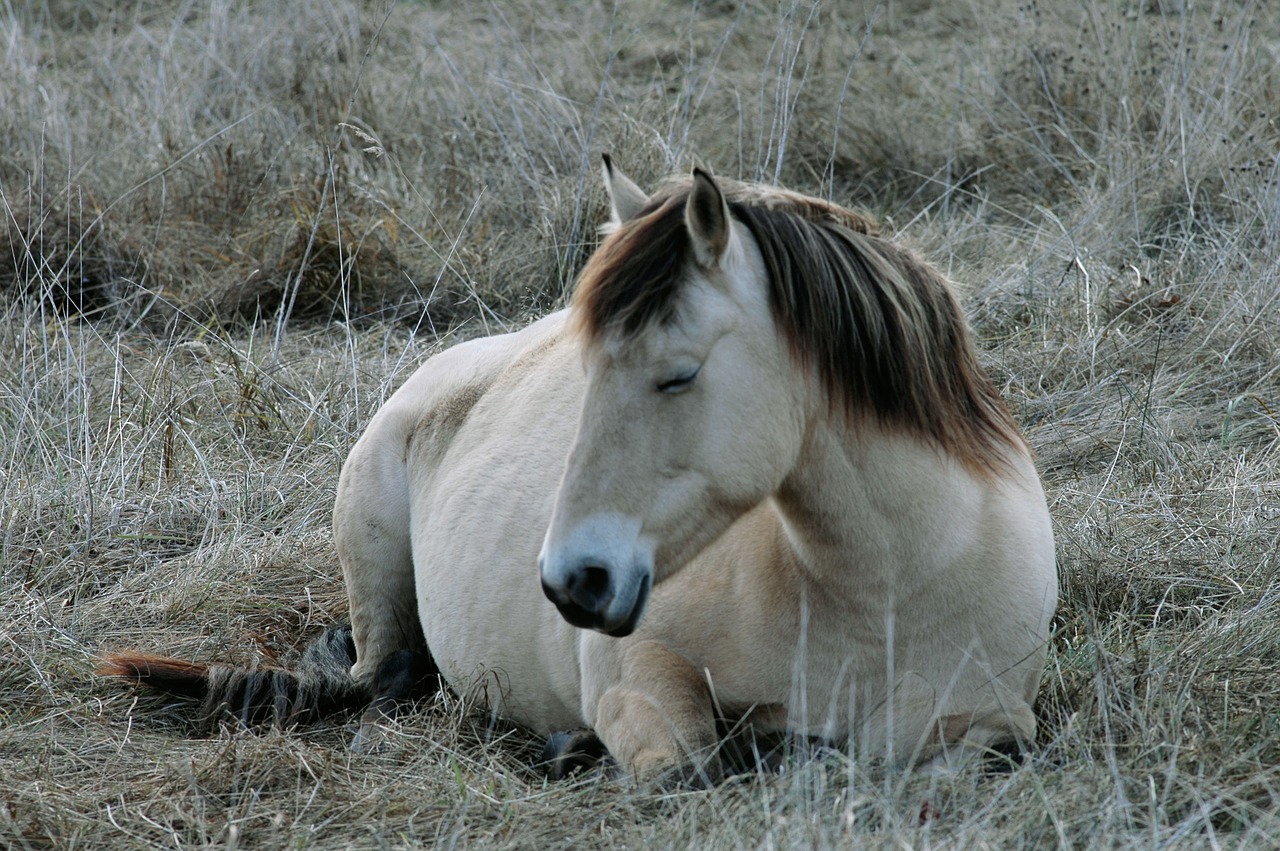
[[657, 368, 700, 394]]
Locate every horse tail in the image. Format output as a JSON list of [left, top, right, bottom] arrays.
[[99, 624, 368, 730]]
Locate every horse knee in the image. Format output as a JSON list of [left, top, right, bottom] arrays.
[[592, 641, 721, 784]]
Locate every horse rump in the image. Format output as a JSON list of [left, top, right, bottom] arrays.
[[99, 624, 372, 731]]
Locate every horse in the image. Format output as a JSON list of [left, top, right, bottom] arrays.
[[103, 157, 1057, 783]]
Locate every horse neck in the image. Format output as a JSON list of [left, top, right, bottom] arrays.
[[772, 413, 979, 597]]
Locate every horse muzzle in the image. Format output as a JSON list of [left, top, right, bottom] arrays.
[[539, 512, 655, 636], [539, 562, 651, 637]]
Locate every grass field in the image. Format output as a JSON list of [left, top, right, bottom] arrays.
[[3, 0, 1280, 846]]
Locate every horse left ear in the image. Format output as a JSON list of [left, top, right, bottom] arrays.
[[602, 154, 650, 224], [686, 168, 730, 269]]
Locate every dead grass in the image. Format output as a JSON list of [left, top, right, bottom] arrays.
[[3, 0, 1280, 847]]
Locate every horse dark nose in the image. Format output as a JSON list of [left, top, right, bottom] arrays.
[[566, 564, 611, 611], [540, 561, 613, 631]]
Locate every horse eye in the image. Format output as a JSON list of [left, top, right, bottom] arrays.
[[657, 367, 700, 394]]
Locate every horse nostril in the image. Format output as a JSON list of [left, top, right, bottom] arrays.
[[568, 564, 611, 610], [540, 575, 566, 607]]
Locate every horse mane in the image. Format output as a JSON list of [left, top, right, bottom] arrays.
[[570, 177, 1026, 476]]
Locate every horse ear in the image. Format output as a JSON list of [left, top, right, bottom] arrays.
[[601, 154, 649, 223], [686, 167, 730, 268]]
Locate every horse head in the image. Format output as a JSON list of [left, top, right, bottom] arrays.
[[538, 161, 808, 636]]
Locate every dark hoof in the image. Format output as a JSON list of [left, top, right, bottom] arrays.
[[983, 738, 1027, 773], [351, 648, 441, 753], [541, 730, 611, 781]]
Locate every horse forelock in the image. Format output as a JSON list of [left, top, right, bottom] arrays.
[[571, 194, 689, 343], [570, 180, 1024, 476]]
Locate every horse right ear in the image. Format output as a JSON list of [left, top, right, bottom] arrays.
[[601, 154, 650, 224], [686, 167, 730, 269]]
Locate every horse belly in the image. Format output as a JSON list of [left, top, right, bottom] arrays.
[[409, 354, 587, 734]]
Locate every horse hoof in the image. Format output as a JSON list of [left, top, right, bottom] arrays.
[[541, 730, 610, 781], [349, 721, 389, 755]]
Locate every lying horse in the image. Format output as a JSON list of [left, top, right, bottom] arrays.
[[104, 159, 1057, 782]]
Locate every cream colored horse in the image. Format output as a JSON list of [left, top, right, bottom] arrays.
[[337, 159, 1057, 780]]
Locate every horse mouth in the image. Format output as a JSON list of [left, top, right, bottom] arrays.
[[606, 571, 650, 636]]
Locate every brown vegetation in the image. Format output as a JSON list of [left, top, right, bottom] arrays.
[[3, 0, 1279, 846]]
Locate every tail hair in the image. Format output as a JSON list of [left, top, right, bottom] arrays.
[[99, 625, 368, 731]]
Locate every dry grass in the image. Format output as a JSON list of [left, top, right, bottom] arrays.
[[3, 0, 1280, 846]]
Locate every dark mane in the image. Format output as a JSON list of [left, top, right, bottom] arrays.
[[570, 181, 1025, 476]]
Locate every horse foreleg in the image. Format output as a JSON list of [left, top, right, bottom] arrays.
[[593, 640, 721, 786], [916, 705, 1036, 774]]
